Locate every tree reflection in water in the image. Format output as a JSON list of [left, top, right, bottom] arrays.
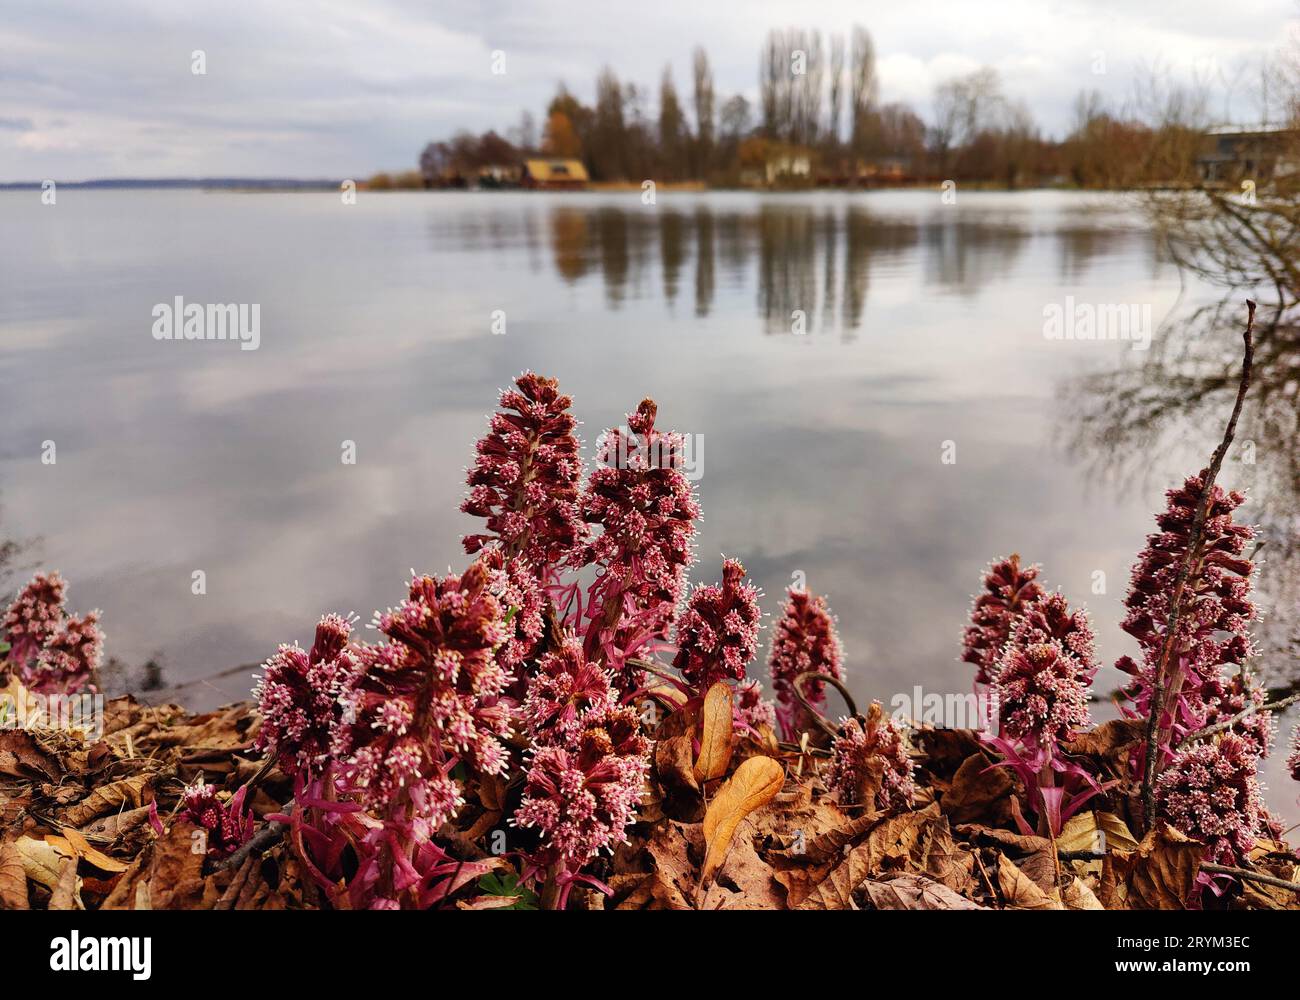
[[1064, 187, 1300, 676]]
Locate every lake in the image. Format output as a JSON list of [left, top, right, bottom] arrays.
[[2, 188, 1296, 821]]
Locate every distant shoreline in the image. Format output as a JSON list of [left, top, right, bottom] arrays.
[[0, 178, 1178, 194]]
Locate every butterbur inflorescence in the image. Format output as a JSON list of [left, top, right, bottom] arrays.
[[521, 635, 616, 746], [480, 546, 546, 676], [334, 563, 513, 829], [2, 571, 104, 694], [1201, 672, 1274, 760], [737, 678, 777, 732], [462, 371, 586, 576], [1006, 591, 1097, 682], [1118, 473, 1257, 753], [513, 703, 651, 876], [994, 640, 1092, 754], [1156, 733, 1263, 866], [962, 554, 1044, 685], [579, 398, 700, 690], [768, 586, 844, 741], [673, 558, 761, 693], [827, 702, 914, 811], [253, 613, 361, 778], [2, 572, 66, 667], [182, 780, 253, 857]]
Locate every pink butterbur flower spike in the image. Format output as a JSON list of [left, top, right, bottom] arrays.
[[979, 590, 1110, 838], [575, 398, 700, 695], [1117, 473, 1258, 767], [512, 702, 651, 909], [2, 571, 105, 695], [827, 701, 915, 811], [673, 557, 762, 697], [461, 371, 586, 585], [960, 554, 1044, 687], [768, 585, 844, 742]]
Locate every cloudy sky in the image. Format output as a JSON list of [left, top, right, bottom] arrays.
[[2, 0, 1296, 181]]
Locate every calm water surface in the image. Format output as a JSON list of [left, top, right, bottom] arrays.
[[2, 189, 1296, 819]]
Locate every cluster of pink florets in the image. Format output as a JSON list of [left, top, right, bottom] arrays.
[[333, 563, 513, 828], [961, 554, 1045, 685], [253, 613, 361, 777], [1118, 474, 1257, 748], [461, 371, 586, 573], [767, 586, 844, 741], [581, 399, 699, 612], [181, 780, 253, 857], [520, 636, 616, 746], [994, 641, 1092, 753], [736, 678, 777, 732], [2, 571, 104, 695], [513, 703, 651, 872], [673, 558, 761, 693], [1156, 734, 1263, 866], [1201, 672, 1274, 760], [480, 546, 545, 676], [827, 703, 914, 811]]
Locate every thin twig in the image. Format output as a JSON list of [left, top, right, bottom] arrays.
[[1056, 850, 1300, 894], [217, 818, 287, 872], [791, 670, 858, 740], [1179, 692, 1300, 745], [1139, 299, 1255, 830], [1202, 863, 1300, 895]]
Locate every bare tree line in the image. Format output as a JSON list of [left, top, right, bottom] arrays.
[[403, 24, 1300, 189]]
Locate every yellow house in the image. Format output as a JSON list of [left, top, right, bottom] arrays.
[[522, 158, 589, 190]]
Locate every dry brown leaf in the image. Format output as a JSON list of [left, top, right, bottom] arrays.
[[1058, 811, 1139, 855], [919, 815, 975, 893], [693, 682, 734, 784], [784, 810, 882, 864], [62, 774, 151, 826], [1062, 876, 1104, 910], [941, 753, 1015, 825], [15, 835, 65, 890], [0, 730, 60, 781], [48, 856, 81, 911], [1103, 823, 1203, 910], [997, 854, 1062, 910], [793, 841, 876, 909], [654, 733, 699, 795], [54, 828, 130, 874], [701, 755, 784, 884], [0, 841, 28, 910], [864, 874, 984, 910]]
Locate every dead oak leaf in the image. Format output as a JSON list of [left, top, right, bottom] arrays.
[[997, 854, 1062, 910], [864, 873, 984, 910], [0, 840, 28, 909]]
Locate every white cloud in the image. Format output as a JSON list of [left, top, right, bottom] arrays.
[[0, 0, 1295, 180]]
